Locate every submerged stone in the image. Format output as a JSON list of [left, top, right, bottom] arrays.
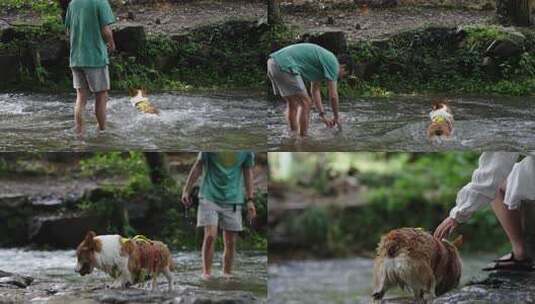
[[0, 270, 33, 289], [435, 271, 535, 303]]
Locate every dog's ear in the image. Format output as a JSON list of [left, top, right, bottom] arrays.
[[84, 231, 96, 248], [451, 235, 463, 248], [432, 99, 449, 110]]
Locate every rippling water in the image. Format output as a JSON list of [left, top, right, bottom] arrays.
[[268, 96, 535, 151], [0, 93, 267, 151], [268, 255, 493, 304], [0, 248, 267, 303]]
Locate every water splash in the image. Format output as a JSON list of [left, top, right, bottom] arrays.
[[0, 93, 267, 151]]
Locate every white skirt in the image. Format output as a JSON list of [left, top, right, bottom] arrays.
[[504, 156, 535, 209]]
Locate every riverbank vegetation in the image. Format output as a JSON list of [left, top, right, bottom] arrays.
[[0, 152, 268, 251], [269, 152, 511, 258], [0, 0, 268, 92], [271, 23, 535, 97]]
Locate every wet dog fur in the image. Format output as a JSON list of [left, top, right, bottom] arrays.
[[427, 100, 454, 138], [130, 89, 160, 115], [75, 231, 174, 291], [372, 228, 462, 304]]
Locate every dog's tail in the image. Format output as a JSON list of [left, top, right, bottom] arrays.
[[432, 99, 449, 110], [451, 235, 463, 248]]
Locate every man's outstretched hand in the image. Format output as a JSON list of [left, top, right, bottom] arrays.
[[320, 115, 339, 129], [434, 217, 459, 240]]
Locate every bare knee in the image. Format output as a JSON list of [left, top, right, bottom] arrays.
[[297, 95, 311, 111], [76, 89, 88, 103], [204, 227, 217, 244]]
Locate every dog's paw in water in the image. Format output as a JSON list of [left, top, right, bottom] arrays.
[[372, 228, 463, 303], [427, 99, 454, 140]]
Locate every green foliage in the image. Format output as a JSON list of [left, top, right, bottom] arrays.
[[0, 0, 61, 17], [337, 25, 535, 96], [1, 19, 268, 92], [278, 153, 510, 257], [80, 152, 152, 194]]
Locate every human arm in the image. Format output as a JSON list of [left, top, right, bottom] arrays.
[[181, 157, 203, 207], [434, 152, 519, 239], [326, 80, 340, 127], [311, 81, 337, 128], [243, 157, 256, 224], [101, 25, 116, 52], [98, 0, 116, 52]]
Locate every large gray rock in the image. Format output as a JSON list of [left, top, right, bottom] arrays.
[[0, 55, 20, 83], [0, 270, 33, 289], [113, 25, 146, 54], [486, 39, 523, 59], [0, 193, 29, 208], [301, 29, 347, 55], [38, 40, 68, 67], [435, 271, 535, 303], [92, 288, 259, 304], [28, 213, 109, 248]]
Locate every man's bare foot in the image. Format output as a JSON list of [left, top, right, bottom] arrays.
[[222, 273, 233, 280], [75, 128, 84, 140], [201, 273, 212, 280], [96, 127, 107, 136]]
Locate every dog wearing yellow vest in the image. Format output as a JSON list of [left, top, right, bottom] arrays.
[[130, 89, 159, 115], [427, 100, 454, 138], [75, 231, 174, 291]]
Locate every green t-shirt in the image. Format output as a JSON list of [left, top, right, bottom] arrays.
[[199, 152, 255, 205], [65, 0, 116, 68], [270, 43, 340, 82]]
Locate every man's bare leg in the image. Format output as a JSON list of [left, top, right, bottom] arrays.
[[95, 90, 108, 132], [283, 96, 299, 133], [202, 225, 218, 279], [492, 185, 527, 260], [223, 230, 237, 278], [75, 88, 88, 138], [296, 94, 311, 137]]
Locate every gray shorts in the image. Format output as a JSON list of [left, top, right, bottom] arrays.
[[267, 58, 306, 97], [72, 66, 110, 93], [197, 199, 243, 232]]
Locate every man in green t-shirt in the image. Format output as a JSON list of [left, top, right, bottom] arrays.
[[65, 0, 116, 138], [181, 152, 257, 279], [267, 43, 354, 137]]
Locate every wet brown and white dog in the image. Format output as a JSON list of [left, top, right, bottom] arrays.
[[75, 231, 174, 291], [372, 228, 462, 304], [427, 100, 454, 138], [130, 89, 159, 115]]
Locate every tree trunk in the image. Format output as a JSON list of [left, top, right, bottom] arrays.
[[143, 152, 171, 185], [496, 0, 531, 26], [58, 0, 71, 22], [267, 0, 281, 25]]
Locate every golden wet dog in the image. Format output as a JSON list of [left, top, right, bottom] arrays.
[[372, 228, 462, 303], [75, 231, 175, 291], [130, 89, 159, 115], [427, 100, 454, 138]]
